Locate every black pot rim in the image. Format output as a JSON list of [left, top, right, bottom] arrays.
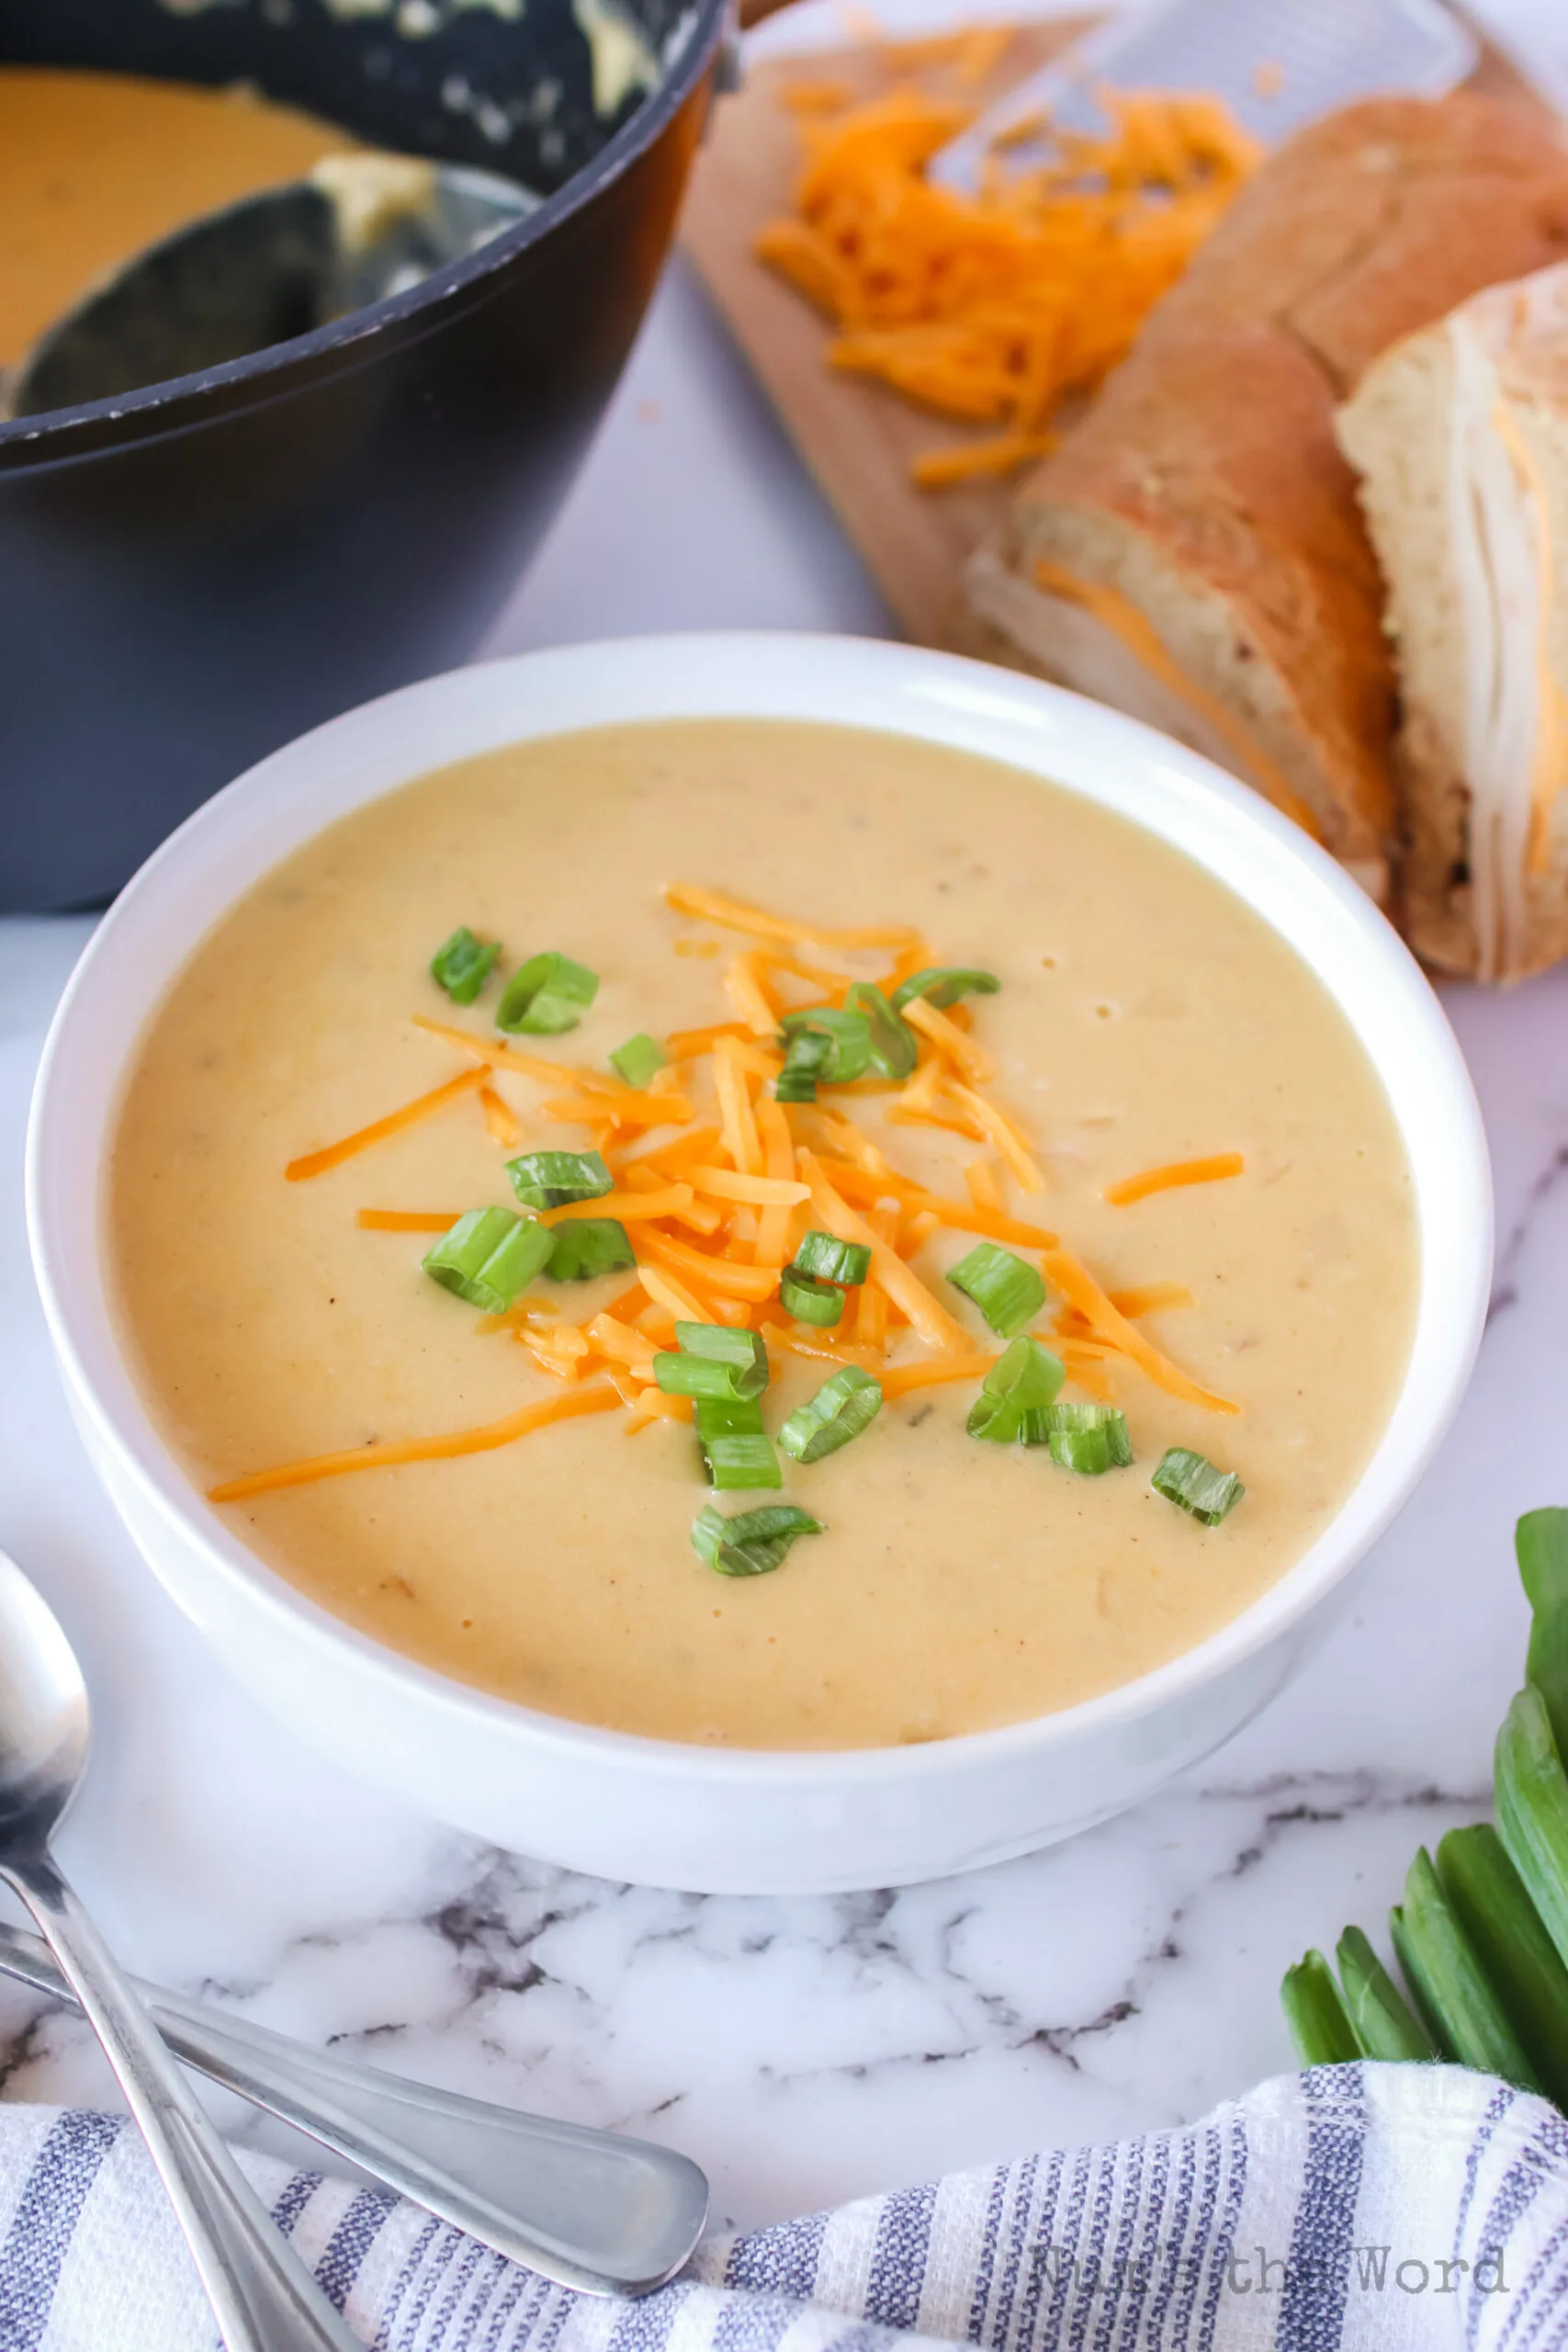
[[0, 0, 730, 466]]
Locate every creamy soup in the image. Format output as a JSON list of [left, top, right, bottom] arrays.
[[0, 69, 355, 370], [109, 721, 1418, 1749]]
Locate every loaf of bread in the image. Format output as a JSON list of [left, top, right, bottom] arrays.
[[1337, 266, 1568, 980], [966, 95, 1568, 907]]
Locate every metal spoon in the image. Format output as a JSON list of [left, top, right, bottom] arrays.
[[6, 154, 538, 419], [0, 1547, 372, 2349], [0, 1915, 708, 2295]]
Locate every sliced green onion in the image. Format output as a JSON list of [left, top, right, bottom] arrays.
[[1047, 1426, 1111, 1474], [655, 1352, 761, 1403], [430, 925, 500, 1005], [692, 1396, 779, 1490], [778, 1368, 883, 1463], [423, 1207, 553, 1314], [695, 1396, 765, 1443], [1437, 1824, 1568, 2109], [780, 1270, 844, 1327], [1334, 1926, 1435, 2062], [1389, 1849, 1541, 2090], [947, 1242, 1046, 1340], [544, 1218, 635, 1283], [774, 1026, 832, 1105], [609, 1033, 665, 1088], [792, 1231, 871, 1286], [1495, 1685, 1568, 1975], [842, 983, 917, 1080], [702, 1430, 782, 1492], [654, 1324, 769, 1402], [966, 1335, 1065, 1442], [692, 1501, 822, 1576], [776, 1006, 871, 1084], [1280, 1950, 1361, 2066], [675, 1324, 770, 1380], [890, 967, 1000, 1013], [1521, 1509, 1568, 1760], [1152, 1446, 1245, 1525], [505, 1149, 613, 1210], [1029, 1400, 1133, 1473], [496, 951, 600, 1035]]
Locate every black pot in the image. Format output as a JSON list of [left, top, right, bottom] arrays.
[[0, 0, 730, 910]]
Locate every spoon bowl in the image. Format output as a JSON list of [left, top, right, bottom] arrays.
[[7, 157, 539, 419], [0, 1548, 707, 2293], [0, 1550, 90, 1849], [0, 1546, 362, 2349]]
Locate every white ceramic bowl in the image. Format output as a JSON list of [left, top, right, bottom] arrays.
[[28, 635, 1492, 1894]]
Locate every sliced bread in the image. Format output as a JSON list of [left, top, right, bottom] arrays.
[[1337, 265, 1568, 980], [969, 94, 1568, 904]]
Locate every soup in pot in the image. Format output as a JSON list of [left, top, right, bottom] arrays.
[[0, 68, 367, 373]]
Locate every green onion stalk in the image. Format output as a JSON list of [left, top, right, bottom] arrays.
[[1280, 1509, 1568, 2109]]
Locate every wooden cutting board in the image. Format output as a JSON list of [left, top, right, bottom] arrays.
[[679, 17, 1546, 650]]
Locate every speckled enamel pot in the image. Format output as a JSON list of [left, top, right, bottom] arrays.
[[0, 0, 729, 909]]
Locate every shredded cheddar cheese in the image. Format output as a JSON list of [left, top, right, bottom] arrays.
[[209, 1383, 620, 1501], [879, 1351, 998, 1399], [947, 1080, 1043, 1192], [541, 1088, 693, 1127], [623, 1387, 695, 1432], [713, 1035, 765, 1175], [624, 1124, 725, 1177], [1103, 1152, 1245, 1206], [753, 1095, 798, 1270], [286, 1065, 489, 1182], [640, 1229, 781, 1300], [586, 1313, 660, 1374], [965, 1156, 1003, 1212], [665, 1021, 750, 1059], [1108, 1282, 1196, 1317], [725, 953, 782, 1038], [799, 1150, 972, 1353], [1487, 397, 1568, 873], [478, 1081, 521, 1147], [217, 879, 1243, 1504], [1043, 1245, 1238, 1413], [756, 83, 1259, 486], [902, 994, 997, 1084], [412, 1014, 623, 1092], [665, 881, 920, 951], [813, 1155, 1055, 1246], [636, 1261, 711, 1323], [689, 1167, 811, 1206], [542, 1185, 695, 1225], [1032, 562, 1325, 841], [356, 1208, 461, 1232]]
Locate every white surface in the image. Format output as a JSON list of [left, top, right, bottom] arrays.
[[27, 634, 1489, 1894], [2, 12, 1568, 2227]]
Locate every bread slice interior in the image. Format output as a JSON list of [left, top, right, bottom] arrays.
[[1337, 267, 1568, 978]]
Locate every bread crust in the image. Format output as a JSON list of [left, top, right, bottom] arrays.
[[1164, 95, 1568, 391], [977, 94, 1568, 904], [1009, 319, 1394, 865]]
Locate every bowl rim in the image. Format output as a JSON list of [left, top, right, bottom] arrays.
[[27, 629, 1494, 1787], [0, 0, 728, 465]]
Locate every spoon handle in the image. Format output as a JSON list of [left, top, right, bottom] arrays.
[[0, 1918, 707, 2295], [5, 1852, 363, 2352]]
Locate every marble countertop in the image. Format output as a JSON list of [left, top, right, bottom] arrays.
[[5, 40, 1568, 2235]]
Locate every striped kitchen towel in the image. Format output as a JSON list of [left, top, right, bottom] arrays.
[[0, 2064, 1562, 2351]]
